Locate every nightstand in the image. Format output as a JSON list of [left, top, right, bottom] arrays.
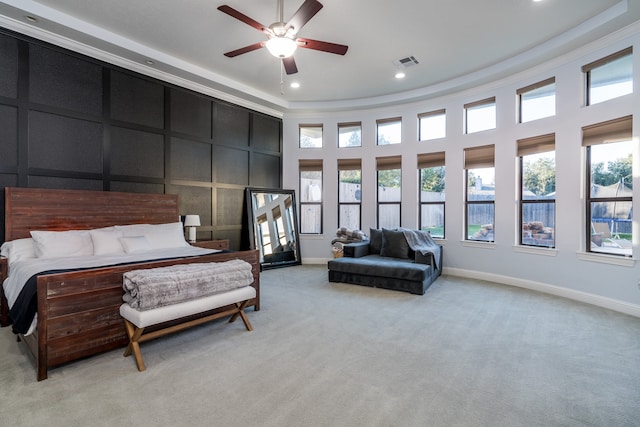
[[191, 239, 230, 250]]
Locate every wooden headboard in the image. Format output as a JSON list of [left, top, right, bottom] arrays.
[[5, 187, 179, 241]]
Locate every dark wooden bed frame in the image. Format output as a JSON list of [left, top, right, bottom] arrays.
[[0, 187, 260, 381]]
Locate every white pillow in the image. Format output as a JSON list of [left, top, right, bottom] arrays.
[[30, 230, 94, 259], [143, 222, 188, 249], [90, 227, 125, 255], [116, 222, 187, 250], [115, 223, 151, 237], [0, 238, 36, 263], [119, 236, 152, 254]]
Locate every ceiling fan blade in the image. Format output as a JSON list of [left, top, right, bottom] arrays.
[[284, 0, 323, 34], [283, 57, 298, 75], [296, 38, 348, 55], [223, 42, 266, 58], [218, 5, 269, 34]]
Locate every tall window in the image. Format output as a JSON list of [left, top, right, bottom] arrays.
[[419, 109, 446, 141], [377, 156, 402, 229], [464, 145, 495, 241], [299, 159, 323, 234], [299, 124, 323, 148], [418, 152, 445, 238], [518, 134, 556, 248], [377, 117, 402, 145], [518, 77, 556, 123], [583, 116, 633, 256], [338, 158, 362, 230], [338, 122, 362, 148], [464, 97, 496, 134], [583, 47, 633, 106]]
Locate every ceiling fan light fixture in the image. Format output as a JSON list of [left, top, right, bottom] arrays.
[[266, 37, 298, 58]]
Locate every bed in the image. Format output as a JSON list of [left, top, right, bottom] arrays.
[[0, 187, 260, 381]]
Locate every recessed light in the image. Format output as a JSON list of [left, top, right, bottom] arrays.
[[290, 82, 300, 89], [25, 15, 38, 23], [395, 72, 406, 79]]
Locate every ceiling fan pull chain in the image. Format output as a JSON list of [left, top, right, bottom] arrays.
[[280, 61, 285, 95]]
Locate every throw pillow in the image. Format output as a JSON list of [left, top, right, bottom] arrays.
[[369, 228, 382, 254], [380, 228, 410, 259]]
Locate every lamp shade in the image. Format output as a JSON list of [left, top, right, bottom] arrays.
[[184, 215, 201, 227]]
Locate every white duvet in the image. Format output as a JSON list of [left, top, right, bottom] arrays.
[[2, 245, 220, 335]]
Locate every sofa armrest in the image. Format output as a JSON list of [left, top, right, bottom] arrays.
[[343, 241, 370, 258], [414, 245, 443, 271]]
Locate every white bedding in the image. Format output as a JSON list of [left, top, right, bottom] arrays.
[[2, 245, 220, 335]]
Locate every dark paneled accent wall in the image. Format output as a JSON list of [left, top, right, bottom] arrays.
[[0, 29, 282, 248]]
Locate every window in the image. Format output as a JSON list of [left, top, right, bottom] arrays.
[[518, 134, 556, 248], [419, 109, 446, 141], [338, 122, 362, 148], [518, 77, 556, 123], [583, 116, 632, 256], [377, 117, 402, 145], [299, 159, 323, 234], [418, 152, 445, 238], [583, 47, 633, 106], [377, 156, 402, 229], [299, 124, 323, 148], [338, 158, 361, 230], [464, 145, 495, 241], [464, 97, 496, 134]]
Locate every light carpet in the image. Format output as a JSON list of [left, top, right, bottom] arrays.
[[1, 265, 639, 427]]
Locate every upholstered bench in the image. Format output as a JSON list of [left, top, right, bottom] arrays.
[[120, 285, 255, 371]]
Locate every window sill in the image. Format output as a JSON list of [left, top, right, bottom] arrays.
[[513, 245, 557, 257], [461, 240, 496, 249], [576, 251, 636, 267]]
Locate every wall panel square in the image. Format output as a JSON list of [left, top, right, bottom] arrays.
[[170, 88, 211, 139], [110, 181, 165, 194], [28, 176, 102, 190], [215, 146, 248, 185], [250, 114, 280, 152], [0, 104, 17, 167], [216, 188, 243, 226], [167, 185, 212, 226], [29, 111, 103, 173], [170, 137, 212, 182], [0, 33, 18, 98], [214, 103, 249, 147], [250, 152, 280, 188], [111, 127, 164, 178], [111, 70, 164, 128], [29, 44, 102, 115]]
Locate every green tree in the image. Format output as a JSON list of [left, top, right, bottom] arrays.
[[378, 169, 401, 188], [593, 154, 632, 187], [524, 157, 556, 196], [421, 166, 445, 192]]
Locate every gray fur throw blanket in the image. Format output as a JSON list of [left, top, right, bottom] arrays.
[[123, 259, 253, 310]]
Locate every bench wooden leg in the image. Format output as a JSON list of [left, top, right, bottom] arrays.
[[123, 319, 146, 372], [229, 300, 253, 331]]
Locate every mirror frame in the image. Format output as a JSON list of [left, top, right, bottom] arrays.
[[245, 187, 302, 270]]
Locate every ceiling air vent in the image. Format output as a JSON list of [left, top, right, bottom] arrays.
[[393, 56, 419, 69]]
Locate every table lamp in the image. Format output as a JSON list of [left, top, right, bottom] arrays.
[[184, 214, 201, 243]]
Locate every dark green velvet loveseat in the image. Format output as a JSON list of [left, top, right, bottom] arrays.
[[327, 228, 442, 295]]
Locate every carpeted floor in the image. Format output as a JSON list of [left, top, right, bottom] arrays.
[[1, 265, 639, 427]]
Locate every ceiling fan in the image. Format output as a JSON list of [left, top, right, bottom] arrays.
[[217, 0, 348, 75]]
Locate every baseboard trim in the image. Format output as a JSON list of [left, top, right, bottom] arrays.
[[444, 267, 640, 318]]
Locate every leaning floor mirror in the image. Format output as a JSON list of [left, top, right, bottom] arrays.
[[245, 187, 302, 269]]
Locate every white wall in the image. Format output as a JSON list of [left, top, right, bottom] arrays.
[[283, 22, 640, 316]]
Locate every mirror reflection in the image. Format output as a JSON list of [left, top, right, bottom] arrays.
[[246, 187, 301, 269]]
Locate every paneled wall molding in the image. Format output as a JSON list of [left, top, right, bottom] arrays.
[[0, 29, 283, 248]]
